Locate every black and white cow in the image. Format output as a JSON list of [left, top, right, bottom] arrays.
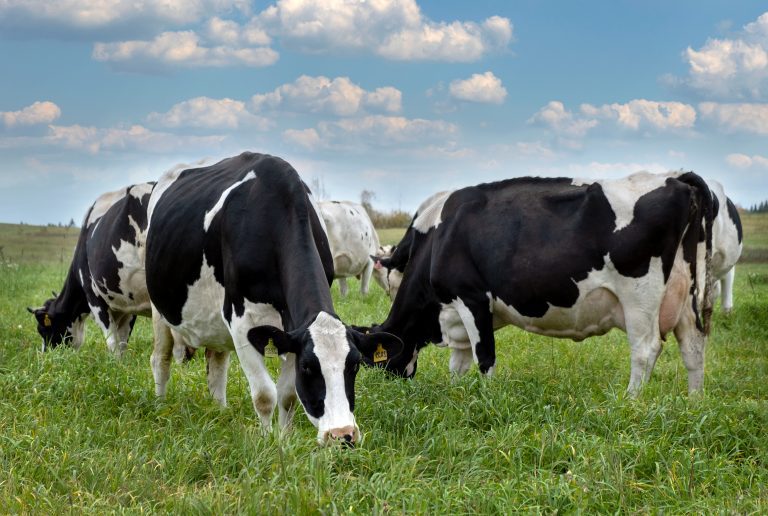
[[318, 201, 380, 296], [362, 171, 714, 395], [29, 183, 159, 355], [144, 152, 402, 445], [707, 179, 743, 313]]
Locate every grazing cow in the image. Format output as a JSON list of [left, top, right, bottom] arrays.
[[145, 152, 402, 445], [28, 183, 158, 355], [361, 171, 713, 395], [708, 180, 743, 313], [373, 191, 453, 300], [318, 201, 380, 296]]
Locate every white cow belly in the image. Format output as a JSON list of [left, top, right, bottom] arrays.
[[173, 260, 231, 350]]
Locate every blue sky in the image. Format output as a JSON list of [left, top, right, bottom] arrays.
[[1, 0, 767, 224]]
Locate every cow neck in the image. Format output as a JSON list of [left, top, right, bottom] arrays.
[[52, 245, 91, 323]]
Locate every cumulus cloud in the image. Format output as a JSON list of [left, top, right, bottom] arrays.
[[147, 96, 271, 130], [528, 101, 598, 138], [2, 101, 61, 127], [93, 30, 278, 70], [0, 0, 250, 34], [256, 0, 512, 62], [46, 124, 224, 154], [676, 11, 768, 99], [581, 99, 696, 130], [699, 102, 768, 134], [726, 153, 768, 168], [284, 115, 457, 150], [251, 75, 402, 116], [449, 71, 507, 104]]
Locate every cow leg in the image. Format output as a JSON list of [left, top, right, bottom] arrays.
[[359, 259, 374, 295], [720, 267, 735, 314], [150, 308, 174, 398], [276, 353, 298, 431], [338, 277, 349, 297], [205, 349, 230, 406], [452, 298, 496, 375], [674, 308, 706, 394], [449, 347, 474, 376], [105, 312, 134, 358], [624, 311, 663, 397]]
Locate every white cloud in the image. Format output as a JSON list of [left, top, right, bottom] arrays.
[[256, 0, 512, 62], [581, 99, 696, 130], [449, 71, 507, 104], [0, 0, 249, 31], [46, 124, 224, 154], [285, 115, 457, 150], [92, 30, 278, 70], [532, 161, 671, 182], [528, 101, 598, 138], [251, 75, 402, 116], [699, 102, 768, 134], [678, 11, 768, 99], [726, 153, 768, 168], [2, 101, 61, 127], [205, 16, 271, 46], [147, 96, 271, 130]]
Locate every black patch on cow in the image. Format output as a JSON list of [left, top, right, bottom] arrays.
[[295, 345, 326, 419], [726, 197, 743, 243]]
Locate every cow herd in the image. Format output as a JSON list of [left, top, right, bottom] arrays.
[[28, 151, 743, 446]]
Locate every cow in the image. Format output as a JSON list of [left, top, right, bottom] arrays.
[[360, 171, 714, 396], [317, 201, 380, 296], [372, 190, 453, 300], [28, 183, 160, 356], [144, 152, 403, 445], [707, 180, 743, 313]]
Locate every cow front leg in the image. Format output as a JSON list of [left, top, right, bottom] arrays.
[[720, 267, 735, 314], [451, 297, 496, 375], [624, 311, 663, 397], [276, 353, 298, 432], [205, 349, 230, 406], [150, 308, 174, 398]]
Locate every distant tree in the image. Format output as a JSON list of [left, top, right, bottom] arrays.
[[360, 190, 376, 216], [67, 218, 76, 228], [310, 175, 328, 200]]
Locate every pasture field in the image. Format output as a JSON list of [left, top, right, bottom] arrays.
[[1, 218, 767, 513]]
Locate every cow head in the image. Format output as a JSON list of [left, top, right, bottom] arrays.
[[371, 246, 404, 300], [352, 323, 419, 379], [27, 296, 86, 351], [248, 311, 403, 445]]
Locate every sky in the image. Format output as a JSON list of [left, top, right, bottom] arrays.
[[1, 0, 767, 225]]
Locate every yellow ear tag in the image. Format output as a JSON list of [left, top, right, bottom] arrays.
[[373, 343, 387, 363], [43, 314, 52, 327], [264, 338, 278, 358]]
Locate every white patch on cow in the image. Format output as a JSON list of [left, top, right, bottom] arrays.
[[307, 311, 358, 443], [173, 258, 230, 349], [67, 314, 88, 349], [86, 187, 127, 226], [128, 182, 153, 200], [412, 190, 452, 234], [404, 348, 419, 377], [572, 171, 669, 232], [319, 201, 379, 294], [100, 232, 152, 315], [204, 171, 256, 231], [450, 298, 482, 362]]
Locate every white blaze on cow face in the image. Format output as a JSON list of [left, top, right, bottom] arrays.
[[307, 311, 360, 444]]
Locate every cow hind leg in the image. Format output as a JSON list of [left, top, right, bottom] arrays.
[[359, 259, 374, 295], [720, 267, 735, 314], [276, 353, 298, 432], [624, 310, 663, 397], [150, 309, 174, 398], [205, 349, 230, 406], [674, 308, 706, 394], [338, 277, 349, 297]]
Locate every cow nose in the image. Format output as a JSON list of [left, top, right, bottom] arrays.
[[328, 426, 357, 446]]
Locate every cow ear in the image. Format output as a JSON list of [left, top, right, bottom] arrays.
[[247, 326, 299, 356], [33, 309, 53, 328], [351, 330, 404, 366]]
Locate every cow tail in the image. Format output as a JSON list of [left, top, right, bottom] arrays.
[[678, 172, 714, 335]]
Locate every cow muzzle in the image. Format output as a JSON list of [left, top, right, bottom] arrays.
[[319, 425, 360, 447]]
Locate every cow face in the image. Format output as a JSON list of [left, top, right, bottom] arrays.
[[372, 252, 404, 300], [248, 311, 403, 445], [28, 299, 71, 351]]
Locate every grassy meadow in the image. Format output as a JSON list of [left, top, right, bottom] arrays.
[[0, 215, 767, 513]]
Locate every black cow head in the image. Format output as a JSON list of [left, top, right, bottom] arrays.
[[27, 297, 73, 351], [247, 311, 403, 445], [351, 324, 419, 379]]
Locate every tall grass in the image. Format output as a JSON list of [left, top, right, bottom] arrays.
[[0, 221, 767, 512]]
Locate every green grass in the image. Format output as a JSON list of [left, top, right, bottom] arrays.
[[1, 218, 767, 513]]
